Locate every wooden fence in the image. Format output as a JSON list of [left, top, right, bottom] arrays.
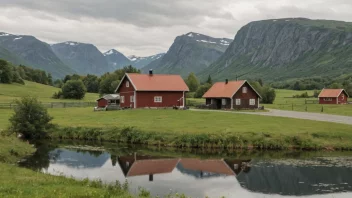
[[0, 102, 96, 109]]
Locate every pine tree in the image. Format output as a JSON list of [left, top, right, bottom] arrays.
[[206, 75, 213, 85]]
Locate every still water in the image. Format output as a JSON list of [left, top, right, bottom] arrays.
[[20, 141, 352, 198]]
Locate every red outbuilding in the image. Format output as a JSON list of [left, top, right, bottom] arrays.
[[115, 70, 189, 108], [203, 79, 262, 109], [318, 89, 349, 104]]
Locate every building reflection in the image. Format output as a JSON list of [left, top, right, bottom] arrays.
[[114, 153, 251, 181]]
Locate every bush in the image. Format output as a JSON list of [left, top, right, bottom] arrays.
[[0, 59, 13, 83], [52, 90, 63, 99], [261, 86, 276, 104], [194, 83, 212, 98], [9, 97, 53, 139], [61, 80, 86, 99], [293, 92, 309, 98]]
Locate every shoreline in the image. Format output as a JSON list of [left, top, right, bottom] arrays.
[[47, 126, 352, 151]]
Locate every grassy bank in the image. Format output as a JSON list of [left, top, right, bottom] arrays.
[[2, 108, 351, 149], [0, 136, 136, 198], [0, 81, 98, 103]]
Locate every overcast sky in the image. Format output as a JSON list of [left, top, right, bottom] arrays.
[[0, 0, 351, 56]]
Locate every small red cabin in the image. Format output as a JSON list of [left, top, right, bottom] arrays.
[[203, 80, 262, 109], [318, 89, 349, 104], [115, 71, 189, 108], [96, 94, 120, 108]]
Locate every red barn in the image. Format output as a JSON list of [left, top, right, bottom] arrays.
[[115, 71, 189, 108], [318, 89, 349, 104], [203, 80, 262, 109]]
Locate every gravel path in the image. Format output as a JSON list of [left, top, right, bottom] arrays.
[[190, 109, 352, 125]]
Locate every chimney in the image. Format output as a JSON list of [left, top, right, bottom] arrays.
[[225, 79, 228, 84], [149, 69, 153, 75]]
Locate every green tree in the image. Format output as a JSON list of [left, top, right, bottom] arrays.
[[61, 80, 86, 99], [194, 83, 212, 98], [53, 79, 63, 88], [344, 82, 352, 96], [0, 59, 13, 83], [48, 73, 53, 85], [328, 82, 343, 89], [261, 86, 276, 104], [186, 72, 200, 92], [206, 75, 213, 85], [99, 75, 119, 95], [9, 97, 53, 139], [83, 74, 100, 93]]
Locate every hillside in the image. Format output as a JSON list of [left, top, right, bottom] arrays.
[[0, 81, 98, 102], [0, 32, 74, 78], [199, 18, 352, 81], [142, 32, 232, 77], [51, 42, 111, 75]]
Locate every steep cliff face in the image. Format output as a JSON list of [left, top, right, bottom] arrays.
[[200, 18, 352, 81], [143, 32, 232, 77], [104, 49, 131, 70]]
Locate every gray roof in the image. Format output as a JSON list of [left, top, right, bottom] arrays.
[[97, 94, 120, 101]]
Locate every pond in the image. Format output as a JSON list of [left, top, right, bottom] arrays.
[[20, 141, 352, 198]]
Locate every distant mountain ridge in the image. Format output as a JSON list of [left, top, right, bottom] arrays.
[[142, 32, 233, 77], [51, 41, 111, 75], [0, 32, 74, 78], [128, 53, 165, 69], [199, 18, 352, 81]]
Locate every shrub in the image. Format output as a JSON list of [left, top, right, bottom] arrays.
[[9, 97, 53, 139], [0, 59, 13, 83], [52, 90, 63, 99], [261, 86, 276, 104], [61, 80, 86, 99], [194, 83, 212, 98]]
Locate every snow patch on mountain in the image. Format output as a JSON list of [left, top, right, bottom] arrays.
[[13, 37, 22, 41], [0, 33, 10, 36], [65, 42, 79, 46]]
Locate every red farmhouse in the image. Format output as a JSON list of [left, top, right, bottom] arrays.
[[318, 89, 349, 104], [203, 80, 262, 109], [115, 71, 189, 108]]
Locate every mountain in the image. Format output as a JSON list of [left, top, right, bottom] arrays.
[[142, 32, 233, 77], [128, 53, 165, 69], [51, 42, 110, 75], [0, 32, 74, 78], [103, 49, 131, 70], [199, 18, 352, 82]]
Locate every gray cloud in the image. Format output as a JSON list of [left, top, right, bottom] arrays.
[[0, 0, 351, 56]]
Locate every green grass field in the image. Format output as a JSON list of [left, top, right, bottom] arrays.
[[2, 108, 352, 149], [265, 89, 352, 116], [0, 81, 99, 103]]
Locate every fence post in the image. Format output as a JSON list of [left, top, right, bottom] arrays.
[[321, 106, 324, 112], [63, 102, 66, 108], [305, 106, 307, 112], [51, 103, 53, 108], [292, 103, 293, 110]]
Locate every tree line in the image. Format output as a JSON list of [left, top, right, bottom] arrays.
[[53, 65, 140, 99], [0, 59, 52, 85], [272, 76, 352, 96]]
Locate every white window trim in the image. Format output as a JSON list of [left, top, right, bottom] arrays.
[[130, 95, 134, 103], [126, 81, 129, 87], [120, 96, 125, 103], [323, 98, 332, 101], [242, 87, 247, 93], [222, 99, 227, 105], [154, 96, 162, 103], [249, 99, 255, 106], [236, 99, 241, 105]]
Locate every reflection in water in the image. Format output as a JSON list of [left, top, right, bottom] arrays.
[[20, 143, 352, 198]]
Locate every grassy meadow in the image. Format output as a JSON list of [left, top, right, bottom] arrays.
[[2, 108, 352, 149], [0, 81, 99, 103], [265, 89, 352, 116]]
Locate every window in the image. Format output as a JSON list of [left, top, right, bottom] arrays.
[[236, 99, 241, 105], [221, 99, 227, 105], [242, 87, 247, 93], [130, 95, 134, 103], [120, 96, 125, 103], [249, 99, 256, 106], [154, 96, 162, 103], [342, 94, 345, 100], [324, 98, 332, 101], [126, 81, 129, 87]]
